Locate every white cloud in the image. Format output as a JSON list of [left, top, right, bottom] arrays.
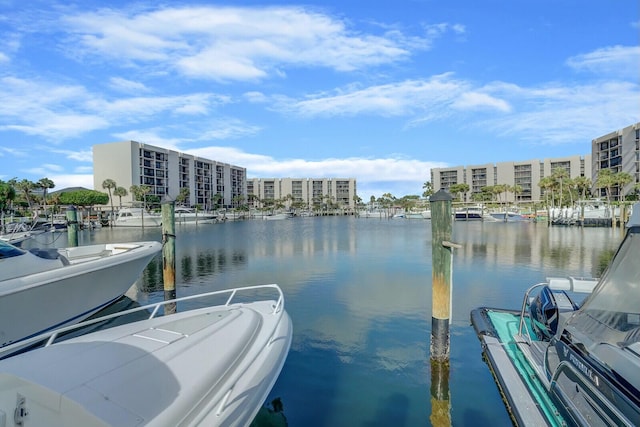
[[481, 80, 639, 144], [0, 76, 229, 141], [47, 173, 94, 190], [108, 77, 150, 93], [187, 145, 446, 198], [566, 45, 640, 79], [61, 5, 436, 81], [276, 74, 474, 118], [451, 92, 512, 112]]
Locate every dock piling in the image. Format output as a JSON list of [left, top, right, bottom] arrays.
[[429, 189, 456, 361], [162, 200, 176, 314], [66, 206, 79, 247]]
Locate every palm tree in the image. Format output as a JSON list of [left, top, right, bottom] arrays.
[[176, 188, 190, 206], [102, 179, 117, 225], [614, 172, 633, 202], [512, 184, 523, 207], [37, 177, 55, 212], [551, 168, 569, 209], [15, 179, 35, 211], [422, 181, 434, 199], [595, 169, 615, 205], [211, 193, 223, 210], [113, 186, 128, 208], [573, 176, 592, 200]]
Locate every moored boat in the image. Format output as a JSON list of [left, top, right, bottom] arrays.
[[114, 207, 162, 227], [471, 202, 640, 426], [0, 284, 292, 427], [175, 206, 218, 224], [0, 239, 161, 352], [263, 212, 293, 220]]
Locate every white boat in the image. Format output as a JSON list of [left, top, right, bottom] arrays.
[[263, 212, 293, 220], [175, 207, 218, 224], [360, 210, 388, 219], [471, 202, 640, 426], [0, 239, 161, 351], [403, 211, 431, 219], [0, 284, 292, 427], [455, 206, 496, 221], [489, 211, 529, 222], [114, 207, 163, 227]]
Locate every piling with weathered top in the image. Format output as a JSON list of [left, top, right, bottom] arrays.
[[66, 206, 79, 247], [161, 201, 176, 313], [429, 189, 455, 425], [429, 189, 455, 361]]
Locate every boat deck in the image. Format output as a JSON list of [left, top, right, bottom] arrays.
[[471, 308, 566, 427]]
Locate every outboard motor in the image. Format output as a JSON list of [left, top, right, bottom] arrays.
[[529, 285, 579, 341]]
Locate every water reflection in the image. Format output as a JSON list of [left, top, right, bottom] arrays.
[[29, 218, 623, 427]]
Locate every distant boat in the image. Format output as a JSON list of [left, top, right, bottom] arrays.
[[455, 206, 495, 221], [0, 239, 161, 352], [114, 207, 162, 227], [489, 211, 529, 222], [0, 284, 293, 427], [405, 211, 430, 219], [263, 212, 293, 220], [360, 210, 388, 219], [174, 207, 218, 224]]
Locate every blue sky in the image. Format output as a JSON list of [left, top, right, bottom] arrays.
[[0, 0, 638, 200]]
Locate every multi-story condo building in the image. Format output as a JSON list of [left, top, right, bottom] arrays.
[[93, 141, 247, 210], [591, 122, 640, 200], [431, 155, 591, 203], [247, 178, 357, 211]]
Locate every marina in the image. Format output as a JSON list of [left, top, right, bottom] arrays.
[[15, 212, 629, 426]]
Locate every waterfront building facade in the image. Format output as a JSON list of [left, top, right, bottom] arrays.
[[591, 122, 640, 201], [431, 155, 591, 203], [247, 178, 357, 211], [93, 141, 247, 210]]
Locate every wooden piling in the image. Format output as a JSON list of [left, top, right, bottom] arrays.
[[66, 206, 79, 247], [161, 201, 176, 314], [429, 189, 455, 361], [430, 358, 451, 427]]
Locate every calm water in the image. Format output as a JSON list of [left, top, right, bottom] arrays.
[[24, 217, 624, 426]]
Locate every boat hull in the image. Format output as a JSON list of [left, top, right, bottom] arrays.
[[0, 285, 292, 427], [0, 242, 161, 350]]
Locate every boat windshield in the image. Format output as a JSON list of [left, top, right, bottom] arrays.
[[0, 240, 26, 259], [565, 228, 640, 349]]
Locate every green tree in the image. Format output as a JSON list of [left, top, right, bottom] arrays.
[[614, 171, 633, 202], [129, 185, 152, 210], [102, 179, 117, 224], [595, 169, 615, 205], [551, 168, 569, 208], [113, 186, 128, 208], [37, 177, 55, 211], [512, 184, 523, 206], [449, 183, 469, 202], [59, 190, 109, 206], [422, 181, 434, 199], [573, 176, 592, 200], [176, 187, 190, 206], [212, 193, 223, 209], [538, 177, 555, 209], [15, 179, 35, 210]]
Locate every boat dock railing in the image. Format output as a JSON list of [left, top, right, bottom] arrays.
[[0, 284, 285, 359]]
